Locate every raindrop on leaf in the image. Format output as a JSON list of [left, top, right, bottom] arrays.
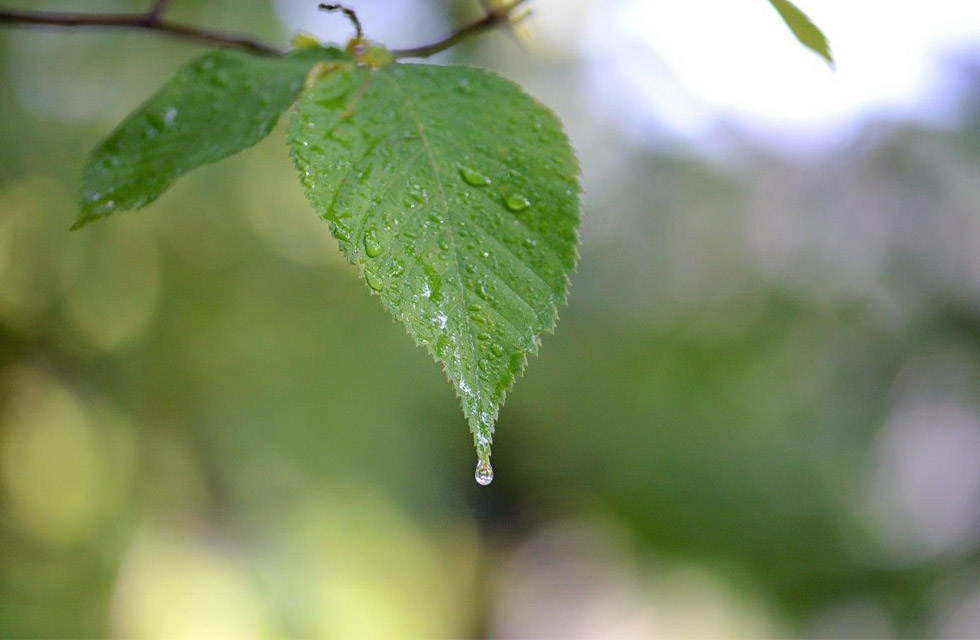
[[363, 226, 384, 257], [504, 194, 530, 212], [459, 165, 491, 186]]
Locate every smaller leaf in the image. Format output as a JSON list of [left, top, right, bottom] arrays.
[[75, 46, 347, 228], [767, 0, 834, 67]]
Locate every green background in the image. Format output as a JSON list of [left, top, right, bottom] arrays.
[[2, 0, 980, 637]]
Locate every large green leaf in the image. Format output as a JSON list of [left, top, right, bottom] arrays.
[[75, 46, 346, 228], [767, 0, 834, 66], [289, 62, 580, 480]]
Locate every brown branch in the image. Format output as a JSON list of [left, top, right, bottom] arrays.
[[391, 0, 529, 59], [148, 0, 176, 19], [0, 6, 282, 56], [0, 1, 528, 60]]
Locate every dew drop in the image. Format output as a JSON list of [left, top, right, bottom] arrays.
[[364, 270, 384, 291], [407, 183, 428, 204], [490, 344, 504, 357], [475, 458, 494, 486], [504, 194, 530, 212], [459, 165, 491, 187], [457, 77, 473, 94], [214, 69, 231, 87], [438, 239, 450, 251], [363, 227, 383, 257], [332, 220, 353, 242]]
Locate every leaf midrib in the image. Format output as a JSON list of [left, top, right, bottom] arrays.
[[378, 68, 487, 413]]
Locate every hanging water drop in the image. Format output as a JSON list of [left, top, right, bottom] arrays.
[[459, 165, 491, 186], [504, 194, 530, 212], [475, 458, 494, 486]]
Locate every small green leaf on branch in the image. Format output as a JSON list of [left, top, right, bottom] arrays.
[[767, 0, 834, 67], [75, 45, 347, 228]]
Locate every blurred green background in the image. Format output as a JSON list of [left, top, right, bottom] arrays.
[[3, 0, 980, 637]]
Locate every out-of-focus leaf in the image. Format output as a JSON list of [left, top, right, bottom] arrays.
[[76, 46, 346, 228], [767, 0, 834, 66]]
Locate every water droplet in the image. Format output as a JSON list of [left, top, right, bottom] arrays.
[[490, 344, 504, 357], [475, 459, 494, 486], [438, 239, 450, 251], [363, 227, 383, 257], [522, 237, 537, 249], [214, 69, 231, 87], [332, 220, 352, 242], [407, 183, 428, 204], [504, 194, 530, 212], [457, 78, 473, 94], [459, 165, 491, 187], [147, 107, 178, 132], [365, 270, 384, 291], [477, 332, 491, 341]]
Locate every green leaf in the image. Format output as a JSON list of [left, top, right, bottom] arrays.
[[76, 46, 346, 228], [289, 62, 581, 474], [767, 0, 834, 66]]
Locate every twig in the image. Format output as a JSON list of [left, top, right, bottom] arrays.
[[318, 3, 363, 42], [0, 6, 282, 56], [0, 1, 529, 59], [391, 0, 529, 59]]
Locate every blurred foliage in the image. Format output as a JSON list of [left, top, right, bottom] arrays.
[[2, 1, 980, 638]]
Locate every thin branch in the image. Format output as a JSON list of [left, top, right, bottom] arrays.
[[0, 1, 527, 60], [318, 3, 362, 42], [391, 0, 529, 59], [0, 6, 282, 55]]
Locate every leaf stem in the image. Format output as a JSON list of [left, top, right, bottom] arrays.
[[0, 5, 282, 56], [391, 0, 529, 59], [317, 3, 363, 42], [148, 0, 175, 19]]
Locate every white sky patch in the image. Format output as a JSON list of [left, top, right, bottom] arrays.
[[533, 0, 980, 151]]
